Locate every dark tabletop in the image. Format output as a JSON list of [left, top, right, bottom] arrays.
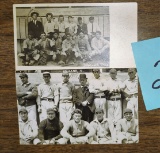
[[0, 0, 160, 153]]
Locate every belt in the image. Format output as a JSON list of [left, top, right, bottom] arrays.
[[95, 96, 106, 98], [128, 93, 138, 98], [25, 100, 36, 107], [60, 101, 72, 104], [72, 135, 84, 138], [109, 98, 121, 101], [41, 98, 54, 101]]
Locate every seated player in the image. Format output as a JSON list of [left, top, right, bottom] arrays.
[[91, 31, 110, 57], [90, 108, 114, 144], [36, 32, 55, 65], [116, 108, 139, 144], [34, 108, 65, 145], [59, 33, 79, 65], [77, 31, 92, 62], [19, 32, 40, 66], [60, 109, 95, 144], [19, 108, 38, 144], [52, 30, 63, 62]]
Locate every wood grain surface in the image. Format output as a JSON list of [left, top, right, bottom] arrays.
[[0, 0, 160, 153]]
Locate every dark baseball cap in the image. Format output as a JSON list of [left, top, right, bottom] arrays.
[[79, 74, 87, 80], [19, 73, 28, 78]]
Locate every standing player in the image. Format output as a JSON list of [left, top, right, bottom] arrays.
[[44, 13, 56, 39], [56, 71, 75, 124], [121, 68, 138, 119], [37, 72, 59, 122], [106, 69, 123, 126], [89, 69, 108, 117], [16, 73, 38, 122]]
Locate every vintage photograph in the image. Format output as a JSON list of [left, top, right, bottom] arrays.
[[14, 5, 110, 67], [16, 68, 139, 145]]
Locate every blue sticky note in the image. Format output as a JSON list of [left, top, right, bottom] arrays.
[[132, 37, 160, 111]]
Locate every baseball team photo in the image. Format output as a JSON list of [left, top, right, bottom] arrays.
[[14, 5, 110, 67], [16, 68, 139, 145]]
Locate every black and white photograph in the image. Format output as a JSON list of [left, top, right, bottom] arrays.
[[14, 5, 110, 67], [14, 3, 137, 69], [16, 68, 139, 145]]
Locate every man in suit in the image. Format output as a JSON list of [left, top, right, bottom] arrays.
[[77, 17, 88, 36], [116, 108, 139, 144], [28, 12, 44, 39], [73, 74, 94, 123]]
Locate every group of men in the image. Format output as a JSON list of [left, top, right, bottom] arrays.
[[16, 68, 138, 145], [19, 12, 109, 66]]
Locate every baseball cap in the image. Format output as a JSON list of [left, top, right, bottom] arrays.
[[124, 108, 132, 114], [43, 72, 50, 76], [19, 108, 28, 114], [95, 108, 104, 113], [47, 108, 55, 113], [19, 73, 28, 78]]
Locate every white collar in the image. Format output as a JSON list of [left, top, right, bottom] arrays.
[[93, 118, 108, 124]]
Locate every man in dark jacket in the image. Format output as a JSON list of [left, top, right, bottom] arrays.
[[34, 108, 65, 144], [28, 11, 44, 39], [77, 17, 88, 35], [73, 74, 95, 122], [16, 73, 38, 122]]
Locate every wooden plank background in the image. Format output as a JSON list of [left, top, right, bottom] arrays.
[[0, 0, 160, 153]]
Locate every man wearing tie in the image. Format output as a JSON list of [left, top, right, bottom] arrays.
[[28, 12, 44, 39], [73, 74, 94, 123]]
